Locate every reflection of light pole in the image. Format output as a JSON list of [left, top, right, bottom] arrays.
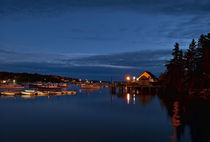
[[133, 94, 136, 104], [127, 93, 130, 104]]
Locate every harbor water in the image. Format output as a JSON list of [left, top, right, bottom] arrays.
[[0, 87, 209, 142]]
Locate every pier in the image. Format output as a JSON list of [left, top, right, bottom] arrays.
[[110, 81, 164, 96], [110, 71, 165, 95]]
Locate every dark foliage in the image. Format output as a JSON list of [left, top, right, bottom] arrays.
[[0, 72, 76, 83], [161, 33, 210, 92]]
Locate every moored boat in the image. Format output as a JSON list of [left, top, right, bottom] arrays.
[[51, 91, 62, 96], [59, 83, 70, 87], [103, 84, 110, 88], [21, 90, 36, 95], [63, 91, 77, 95], [1, 91, 16, 96], [21, 95, 34, 99], [81, 84, 101, 89], [37, 91, 49, 96], [0, 83, 24, 89]]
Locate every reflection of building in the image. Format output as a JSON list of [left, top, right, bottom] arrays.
[[138, 94, 153, 106], [170, 101, 182, 142], [158, 94, 210, 142], [136, 71, 158, 86]]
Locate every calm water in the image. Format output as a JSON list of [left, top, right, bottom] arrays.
[[0, 87, 209, 142]]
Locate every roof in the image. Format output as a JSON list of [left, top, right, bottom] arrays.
[[137, 71, 157, 80]]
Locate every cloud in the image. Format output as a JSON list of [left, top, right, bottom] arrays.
[[1, 0, 210, 18], [165, 15, 210, 39], [0, 49, 171, 80], [63, 49, 171, 71], [68, 36, 119, 41], [0, 49, 95, 63], [0, 49, 16, 54]]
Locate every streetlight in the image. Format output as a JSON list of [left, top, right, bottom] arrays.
[[126, 76, 131, 81]]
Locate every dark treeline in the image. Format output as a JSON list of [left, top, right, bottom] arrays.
[[0, 72, 76, 83], [160, 33, 210, 92]]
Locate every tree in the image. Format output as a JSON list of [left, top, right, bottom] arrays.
[[178, 49, 184, 78], [198, 34, 210, 88], [161, 33, 210, 92], [165, 43, 183, 91], [184, 39, 196, 72]]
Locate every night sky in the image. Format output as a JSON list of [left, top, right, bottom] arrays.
[[0, 0, 210, 80]]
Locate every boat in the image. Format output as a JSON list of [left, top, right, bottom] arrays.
[[21, 95, 34, 99], [36, 91, 49, 96], [63, 91, 77, 95], [81, 84, 101, 89], [1, 91, 16, 96], [36, 83, 61, 91], [29, 82, 43, 88], [21, 90, 36, 95], [51, 91, 63, 96], [103, 84, 110, 88], [59, 83, 71, 87], [0, 83, 24, 89]]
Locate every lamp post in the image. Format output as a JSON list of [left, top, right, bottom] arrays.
[[126, 76, 131, 82]]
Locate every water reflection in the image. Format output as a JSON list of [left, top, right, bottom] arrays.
[[110, 87, 210, 142], [133, 94, 135, 104], [0, 87, 209, 142], [111, 87, 155, 106], [159, 94, 210, 142], [79, 89, 101, 94], [126, 93, 130, 104]]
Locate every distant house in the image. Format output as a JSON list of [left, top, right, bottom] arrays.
[[136, 71, 157, 85]]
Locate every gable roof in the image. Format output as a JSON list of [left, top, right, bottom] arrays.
[[137, 71, 157, 80]]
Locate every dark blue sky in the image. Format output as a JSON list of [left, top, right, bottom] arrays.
[[0, 0, 210, 80]]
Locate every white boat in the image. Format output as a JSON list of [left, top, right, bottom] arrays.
[[21, 90, 35, 95], [37, 91, 49, 96], [1, 92, 16, 96], [25, 90, 36, 93], [21, 91, 32, 95]]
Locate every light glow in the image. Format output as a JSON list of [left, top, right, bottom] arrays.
[[133, 94, 136, 104], [127, 93, 130, 104], [126, 76, 131, 81]]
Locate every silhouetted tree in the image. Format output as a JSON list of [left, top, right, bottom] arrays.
[[161, 33, 210, 92], [178, 50, 184, 76], [165, 43, 183, 91], [195, 34, 210, 88], [184, 39, 196, 72]]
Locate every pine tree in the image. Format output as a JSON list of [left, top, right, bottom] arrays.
[[202, 34, 210, 77], [162, 33, 210, 92], [165, 42, 182, 91], [178, 50, 184, 77], [195, 34, 206, 74], [201, 34, 210, 88], [184, 39, 196, 72], [172, 42, 180, 65]]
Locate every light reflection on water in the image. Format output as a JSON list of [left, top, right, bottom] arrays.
[[0, 88, 209, 142]]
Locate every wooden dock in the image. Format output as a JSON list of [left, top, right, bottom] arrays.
[[110, 81, 165, 95]]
